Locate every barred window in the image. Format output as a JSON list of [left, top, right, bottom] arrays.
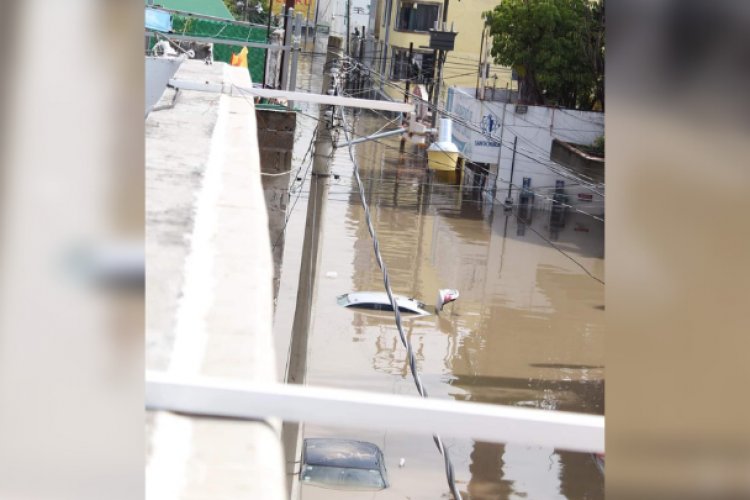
[[396, 2, 440, 32]]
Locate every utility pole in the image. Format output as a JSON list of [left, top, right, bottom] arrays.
[[312, 0, 323, 47], [380, 0, 393, 88], [428, 0, 452, 127], [288, 34, 342, 384], [400, 42, 413, 153], [358, 27, 366, 95], [279, 6, 295, 90], [346, 0, 351, 56], [305, 0, 312, 46], [476, 25, 485, 99], [287, 12, 303, 107], [284, 35, 344, 497], [263, 0, 276, 88], [430, 49, 444, 128], [493, 82, 509, 199], [504, 135, 517, 208]]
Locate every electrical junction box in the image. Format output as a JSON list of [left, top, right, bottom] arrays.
[[428, 30, 457, 51]]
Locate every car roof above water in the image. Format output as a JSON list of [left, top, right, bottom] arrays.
[[337, 292, 429, 315]]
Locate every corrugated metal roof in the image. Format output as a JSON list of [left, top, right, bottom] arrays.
[[147, 0, 234, 20]]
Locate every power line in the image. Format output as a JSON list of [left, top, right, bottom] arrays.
[[345, 56, 605, 195], [293, 107, 606, 223], [336, 86, 463, 500]]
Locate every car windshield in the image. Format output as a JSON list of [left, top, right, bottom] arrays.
[[302, 439, 388, 490], [300, 464, 386, 490]]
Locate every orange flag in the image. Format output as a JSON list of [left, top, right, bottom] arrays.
[[230, 47, 248, 68]]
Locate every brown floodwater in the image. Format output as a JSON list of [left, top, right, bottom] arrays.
[[273, 43, 605, 500]]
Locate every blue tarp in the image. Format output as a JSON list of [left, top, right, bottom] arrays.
[[145, 8, 173, 32]]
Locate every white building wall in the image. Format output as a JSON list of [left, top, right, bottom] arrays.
[[447, 87, 605, 216]]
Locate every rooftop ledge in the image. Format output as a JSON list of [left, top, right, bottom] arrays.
[[145, 59, 285, 500], [550, 138, 605, 184]]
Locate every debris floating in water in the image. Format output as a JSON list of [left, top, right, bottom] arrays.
[[399, 458, 406, 468]]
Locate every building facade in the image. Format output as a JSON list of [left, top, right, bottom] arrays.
[[370, 0, 514, 102]]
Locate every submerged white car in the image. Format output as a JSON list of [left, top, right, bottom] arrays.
[[336, 289, 459, 316]]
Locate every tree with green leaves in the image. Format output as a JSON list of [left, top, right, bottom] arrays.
[[483, 0, 604, 110]]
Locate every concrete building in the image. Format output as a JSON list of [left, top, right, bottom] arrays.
[[447, 86, 605, 216], [145, 59, 286, 499], [369, 0, 513, 101]]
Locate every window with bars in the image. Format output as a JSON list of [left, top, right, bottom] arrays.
[[390, 47, 435, 82], [396, 2, 440, 32]]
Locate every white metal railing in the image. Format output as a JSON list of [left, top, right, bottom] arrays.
[[146, 371, 604, 454]]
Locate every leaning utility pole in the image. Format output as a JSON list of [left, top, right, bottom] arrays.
[[288, 35, 342, 384], [283, 34, 344, 498]]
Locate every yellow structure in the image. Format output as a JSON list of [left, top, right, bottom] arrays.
[[427, 118, 460, 171], [371, 0, 515, 101]]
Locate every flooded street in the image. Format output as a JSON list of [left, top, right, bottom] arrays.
[[274, 43, 605, 500]]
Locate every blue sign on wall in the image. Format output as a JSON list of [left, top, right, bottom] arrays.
[[145, 8, 173, 33]]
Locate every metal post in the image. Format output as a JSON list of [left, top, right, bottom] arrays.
[[380, 0, 393, 87], [312, 0, 321, 46], [505, 135, 517, 206], [284, 34, 344, 497], [431, 50, 444, 128], [358, 27, 366, 95], [476, 26, 485, 99], [280, 7, 294, 91], [400, 42, 414, 153], [287, 12, 303, 108], [493, 82, 509, 197]]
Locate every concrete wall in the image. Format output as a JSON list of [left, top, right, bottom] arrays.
[[146, 60, 285, 500], [145, 55, 185, 116], [447, 87, 605, 215], [550, 139, 604, 185]]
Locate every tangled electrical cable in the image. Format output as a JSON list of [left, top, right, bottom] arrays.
[[342, 55, 606, 197], [334, 79, 464, 500]]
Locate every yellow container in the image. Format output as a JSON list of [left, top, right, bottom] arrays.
[[427, 118, 460, 171], [427, 149, 460, 171]]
